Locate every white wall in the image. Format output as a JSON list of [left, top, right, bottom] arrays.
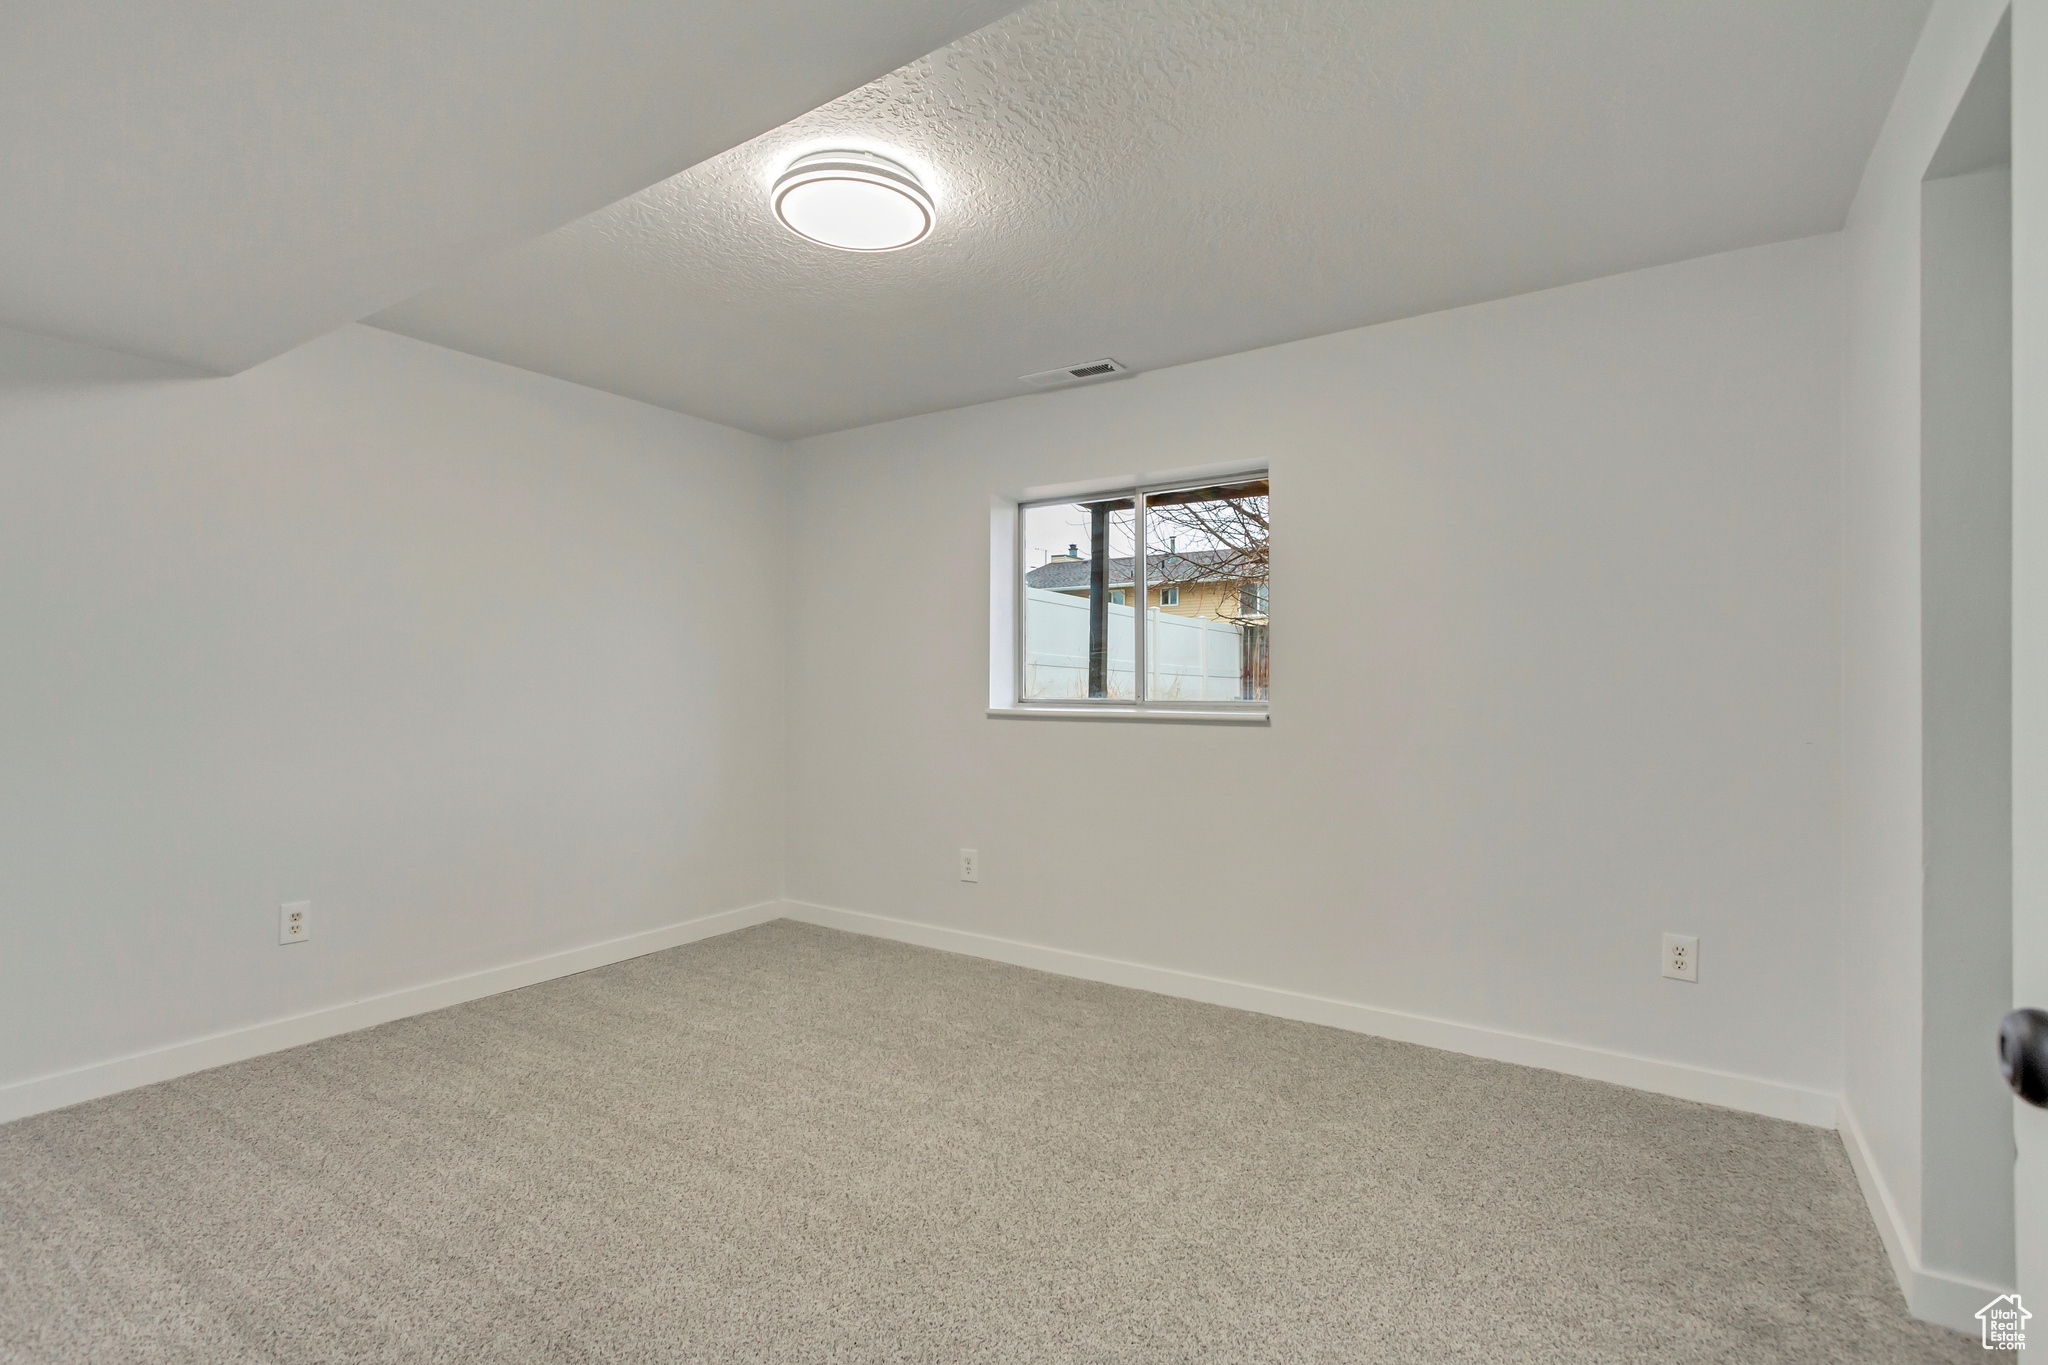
[[1837, 0, 2013, 1329], [0, 323, 788, 1101], [785, 235, 1846, 1111], [2014, 0, 2048, 1312], [1920, 163, 2013, 1291]]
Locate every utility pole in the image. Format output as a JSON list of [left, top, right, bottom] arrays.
[[1087, 501, 1109, 698]]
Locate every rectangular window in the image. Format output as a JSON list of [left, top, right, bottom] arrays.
[[1019, 473, 1268, 709]]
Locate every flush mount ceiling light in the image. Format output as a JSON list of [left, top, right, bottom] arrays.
[[771, 151, 935, 252]]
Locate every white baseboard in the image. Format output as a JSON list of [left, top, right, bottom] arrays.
[[1835, 1096, 2011, 1335], [779, 899, 1839, 1127], [0, 899, 785, 1126]]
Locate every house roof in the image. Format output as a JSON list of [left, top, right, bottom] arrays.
[[1025, 549, 1248, 591]]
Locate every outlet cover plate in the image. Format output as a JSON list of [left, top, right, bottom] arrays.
[[280, 901, 311, 945], [1662, 932, 1698, 982]]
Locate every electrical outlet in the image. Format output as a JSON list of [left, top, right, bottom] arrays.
[[280, 901, 311, 945], [959, 849, 979, 883], [1662, 933, 1698, 982]]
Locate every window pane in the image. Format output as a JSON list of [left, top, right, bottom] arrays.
[[1143, 478, 1269, 701], [1020, 498, 1137, 700]]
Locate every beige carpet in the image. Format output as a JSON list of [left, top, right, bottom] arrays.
[[0, 919, 1976, 1363]]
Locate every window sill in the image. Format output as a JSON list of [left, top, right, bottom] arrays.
[[988, 706, 1269, 725]]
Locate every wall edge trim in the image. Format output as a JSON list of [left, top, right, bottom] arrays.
[[780, 898, 1839, 1126], [1836, 1094, 2013, 1333], [0, 899, 785, 1125]]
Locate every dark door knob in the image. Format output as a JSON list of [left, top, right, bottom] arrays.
[[2000, 1009, 2048, 1106]]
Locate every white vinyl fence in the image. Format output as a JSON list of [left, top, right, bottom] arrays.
[[1022, 586, 1245, 701]]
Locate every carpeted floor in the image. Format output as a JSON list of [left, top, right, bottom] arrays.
[[0, 919, 1977, 1363]]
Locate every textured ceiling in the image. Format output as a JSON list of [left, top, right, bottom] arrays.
[[371, 0, 1933, 439], [0, 0, 1019, 372]]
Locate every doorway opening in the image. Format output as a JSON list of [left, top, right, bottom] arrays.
[[1919, 6, 2013, 1295]]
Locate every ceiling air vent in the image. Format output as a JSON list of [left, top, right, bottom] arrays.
[[1019, 358, 1129, 389]]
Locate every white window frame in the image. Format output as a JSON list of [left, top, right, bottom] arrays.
[[1159, 585, 1180, 607], [1011, 471, 1269, 717]]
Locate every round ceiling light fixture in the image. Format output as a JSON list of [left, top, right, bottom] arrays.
[[771, 150, 935, 252]]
